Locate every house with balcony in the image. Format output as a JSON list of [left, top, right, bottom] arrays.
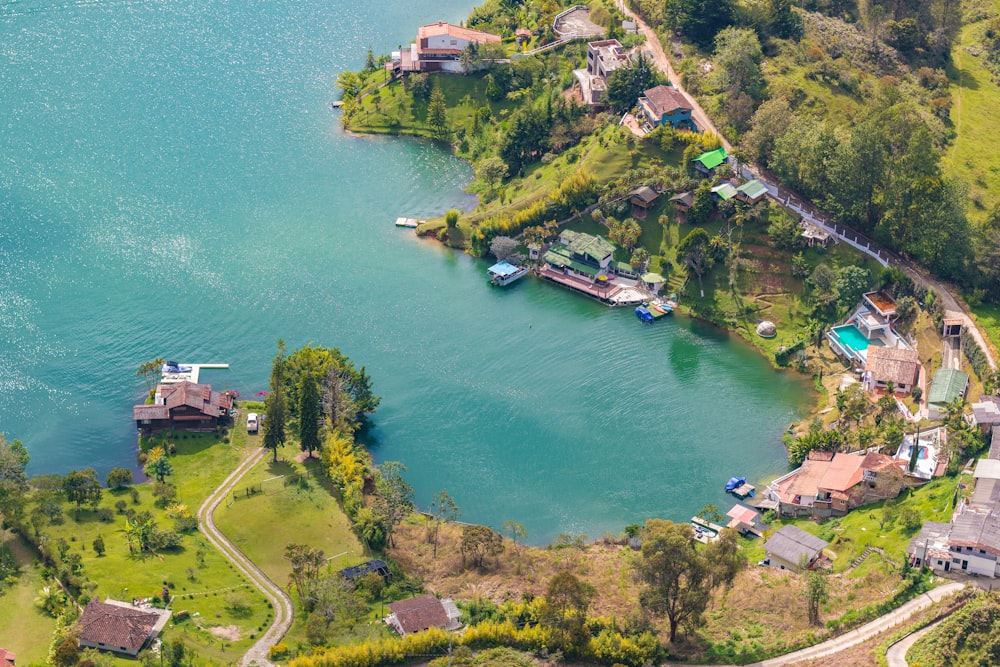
[[394, 21, 501, 74], [133, 381, 232, 434], [542, 230, 615, 282], [637, 84, 695, 130], [828, 291, 912, 366], [766, 450, 905, 518]]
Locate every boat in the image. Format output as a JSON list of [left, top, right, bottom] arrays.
[[635, 300, 673, 323], [487, 261, 530, 286], [725, 475, 755, 498], [394, 217, 423, 228]]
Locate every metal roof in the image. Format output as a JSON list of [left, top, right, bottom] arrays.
[[927, 368, 969, 406], [764, 525, 828, 565], [693, 147, 727, 170]]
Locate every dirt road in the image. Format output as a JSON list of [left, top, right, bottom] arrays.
[[196, 446, 295, 666]]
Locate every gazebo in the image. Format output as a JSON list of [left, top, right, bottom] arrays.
[[641, 272, 665, 293]]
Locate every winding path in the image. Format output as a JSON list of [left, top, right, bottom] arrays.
[[196, 447, 295, 666], [885, 616, 947, 667]]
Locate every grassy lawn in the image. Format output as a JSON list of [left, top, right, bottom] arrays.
[[213, 449, 369, 650], [945, 0, 1000, 223], [0, 533, 57, 663], [971, 302, 1000, 358], [26, 428, 274, 661]]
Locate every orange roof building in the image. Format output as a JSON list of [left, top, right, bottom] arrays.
[[399, 21, 501, 73]]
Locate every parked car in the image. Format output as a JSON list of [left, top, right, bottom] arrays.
[[246, 412, 259, 434]]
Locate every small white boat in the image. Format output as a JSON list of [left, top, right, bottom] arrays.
[[488, 261, 530, 286], [394, 217, 422, 228]]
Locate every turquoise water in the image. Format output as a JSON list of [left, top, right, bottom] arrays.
[[0, 0, 809, 543], [831, 324, 880, 356]]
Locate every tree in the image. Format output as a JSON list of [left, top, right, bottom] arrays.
[[713, 28, 765, 100], [427, 83, 450, 141], [836, 266, 872, 310], [502, 519, 528, 557], [336, 70, 361, 99], [364, 47, 376, 72], [804, 570, 828, 625], [445, 208, 460, 229], [631, 247, 650, 270], [51, 635, 79, 667], [145, 456, 173, 484], [499, 107, 550, 173], [638, 519, 740, 642], [476, 156, 508, 197], [608, 218, 642, 250], [664, 0, 735, 47], [696, 503, 725, 524], [461, 524, 504, 569], [62, 468, 103, 519], [0, 434, 30, 530], [678, 227, 713, 295], [545, 571, 595, 654], [742, 97, 794, 167], [135, 357, 165, 392], [490, 236, 519, 263], [354, 506, 387, 551], [605, 52, 659, 114], [374, 461, 413, 548], [93, 534, 106, 556], [298, 372, 321, 459], [687, 183, 715, 226], [285, 543, 326, 609], [264, 340, 288, 462], [106, 467, 133, 489], [429, 490, 460, 557], [808, 263, 839, 309]]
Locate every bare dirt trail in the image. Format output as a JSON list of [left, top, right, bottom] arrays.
[[196, 446, 295, 666]]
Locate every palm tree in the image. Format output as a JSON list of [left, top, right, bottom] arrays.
[[135, 357, 165, 392]]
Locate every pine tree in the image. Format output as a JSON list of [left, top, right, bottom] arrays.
[[264, 340, 288, 463], [298, 372, 321, 458], [427, 83, 449, 141]]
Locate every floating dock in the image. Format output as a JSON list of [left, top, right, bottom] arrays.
[[635, 301, 674, 322], [394, 217, 423, 228], [161, 363, 229, 385]]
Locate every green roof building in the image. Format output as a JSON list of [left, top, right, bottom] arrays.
[[693, 147, 728, 174], [927, 368, 970, 420], [542, 230, 618, 282], [737, 179, 768, 203], [711, 183, 738, 201]]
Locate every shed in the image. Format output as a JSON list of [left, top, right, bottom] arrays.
[[736, 179, 768, 203], [927, 368, 970, 420], [800, 221, 831, 247], [692, 147, 728, 175], [710, 183, 738, 201], [763, 525, 828, 572], [670, 191, 694, 211], [630, 185, 660, 209]]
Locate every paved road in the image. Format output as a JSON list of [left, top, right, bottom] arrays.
[[196, 446, 295, 666], [885, 616, 947, 667]]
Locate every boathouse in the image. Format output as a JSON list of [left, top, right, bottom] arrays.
[[133, 381, 232, 434]]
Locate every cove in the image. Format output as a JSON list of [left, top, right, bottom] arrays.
[[0, 0, 808, 544]]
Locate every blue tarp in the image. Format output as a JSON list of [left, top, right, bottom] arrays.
[[488, 261, 520, 278], [635, 307, 653, 323], [725, 476, 746, 492]]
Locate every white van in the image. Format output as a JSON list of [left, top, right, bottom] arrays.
[[246, 412, 259, 434]]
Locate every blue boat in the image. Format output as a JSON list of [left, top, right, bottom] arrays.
[[488, 261, 529, 286]]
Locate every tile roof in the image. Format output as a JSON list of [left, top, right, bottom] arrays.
[[641, 84, 691, 116], [417, 22, 501, 45], [78, 600, 161, 651], [134, 381, 232, 421], [387, 594, 449, 635], [0, 648, 14, 667], [864, 346, 921, 388]]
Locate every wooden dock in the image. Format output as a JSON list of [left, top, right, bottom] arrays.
[[161, 363, 229, 385]]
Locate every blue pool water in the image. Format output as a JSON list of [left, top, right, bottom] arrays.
[[831, 325, 882, 356]]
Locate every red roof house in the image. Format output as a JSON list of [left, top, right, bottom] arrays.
[[385, 594, 461, 637], [133, 381, 232, 433], [77, 599, 171, 656], [0, 648, 15, 667]]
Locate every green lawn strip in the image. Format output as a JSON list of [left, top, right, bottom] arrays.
[[971, 303, 1000, 357], [0, 533, 57, 663], [945, 0, 1000, 223], [213, 452, 368, 648]]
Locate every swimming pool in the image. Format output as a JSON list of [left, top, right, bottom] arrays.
[[830, 324, 882, 357]]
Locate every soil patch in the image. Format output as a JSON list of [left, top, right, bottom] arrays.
[[208, 624, 242, 641]]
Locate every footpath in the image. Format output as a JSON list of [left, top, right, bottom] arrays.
[[196, 446, 295, 666]]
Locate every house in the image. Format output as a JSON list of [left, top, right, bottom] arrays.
[[385, 594, 461, 637], [893, 427, 948, 480], [611, 261, 640, 280], [629, 185, 660, 210], [829, 291, 912, 366], [0, 649, 14, 667], [864, 346, 921, 394], [766, 450, 905, 518], [692, 147, 728, 175], [710, 182, 738, 202], [77, 599, 171, 656], [990, 428, 1000, 460], [736, 179, 768, 204], [727, 504, 762, 537], [339, 559, 390, 583], [542, 230, 616, 282], [669, 191, 694, 212], [637, 85, 694, 130], [763, 525, 828, 572], [396, 22, 501, 74], [574, 40, 630, 105], [133, 381, 233, 434], [971, 397, 1000, 434], [909, 457, 1000, 576], [927, 368, 969, 420]]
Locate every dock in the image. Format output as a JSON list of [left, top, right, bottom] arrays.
[[731, 483, 756, 498], [161, 363, 230, 385], [395, 217, 423, 228]]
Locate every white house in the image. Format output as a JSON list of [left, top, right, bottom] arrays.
[[397, 21, 501, 74]]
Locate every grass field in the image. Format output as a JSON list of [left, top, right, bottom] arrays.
[[971, 302, 1000, 357], [0, 533, 58, 663], [22, 428, 274, 662], [945, 0, 1000, 223]]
